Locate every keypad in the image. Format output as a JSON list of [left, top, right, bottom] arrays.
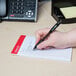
[[9, 0, 36, 18]]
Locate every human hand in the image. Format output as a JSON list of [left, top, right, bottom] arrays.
[[35, 28, 69, 49]]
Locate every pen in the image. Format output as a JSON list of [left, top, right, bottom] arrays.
[[33, 20, 62, 49]]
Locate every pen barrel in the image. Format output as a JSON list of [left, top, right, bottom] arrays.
[[51, 20, 61, 32], [43, 20, 62, 40]]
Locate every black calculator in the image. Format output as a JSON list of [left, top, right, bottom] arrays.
[[1, 0, 38, 22]]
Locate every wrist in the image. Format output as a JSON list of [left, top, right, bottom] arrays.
[[65, 31, 75, 48], [61, 32, 72, 48]]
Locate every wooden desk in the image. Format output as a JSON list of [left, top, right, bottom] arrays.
[[0, 1, 76, 76]]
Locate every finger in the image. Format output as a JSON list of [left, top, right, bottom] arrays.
[[35, 31, 41, 44], [35, 30, 45, 44], [35, 28, 50, 37], [35, 28, 50, 44], [37, 40, 50, 49]]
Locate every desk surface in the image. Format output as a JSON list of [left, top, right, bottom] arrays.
[[0, 1, 76, 76]]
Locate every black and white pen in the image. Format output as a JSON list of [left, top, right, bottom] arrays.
[[33, 20, 62, 49]]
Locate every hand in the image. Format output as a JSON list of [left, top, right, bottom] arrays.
[[35, 28, 69, 49]]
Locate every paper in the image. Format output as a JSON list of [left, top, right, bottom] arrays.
[[60, 6, 76, 19], [11, 35, 72, 61]]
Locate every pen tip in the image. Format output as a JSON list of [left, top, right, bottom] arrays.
[[33, 46, 37, 50]]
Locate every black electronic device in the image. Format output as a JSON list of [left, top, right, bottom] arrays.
[[0, 0, 38, 22], [52, 0, 76, 24]]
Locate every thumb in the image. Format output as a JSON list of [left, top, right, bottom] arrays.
[[37, 40, 50, 49]]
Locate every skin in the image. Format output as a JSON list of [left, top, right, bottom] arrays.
[[35, 28, 76, 49]]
